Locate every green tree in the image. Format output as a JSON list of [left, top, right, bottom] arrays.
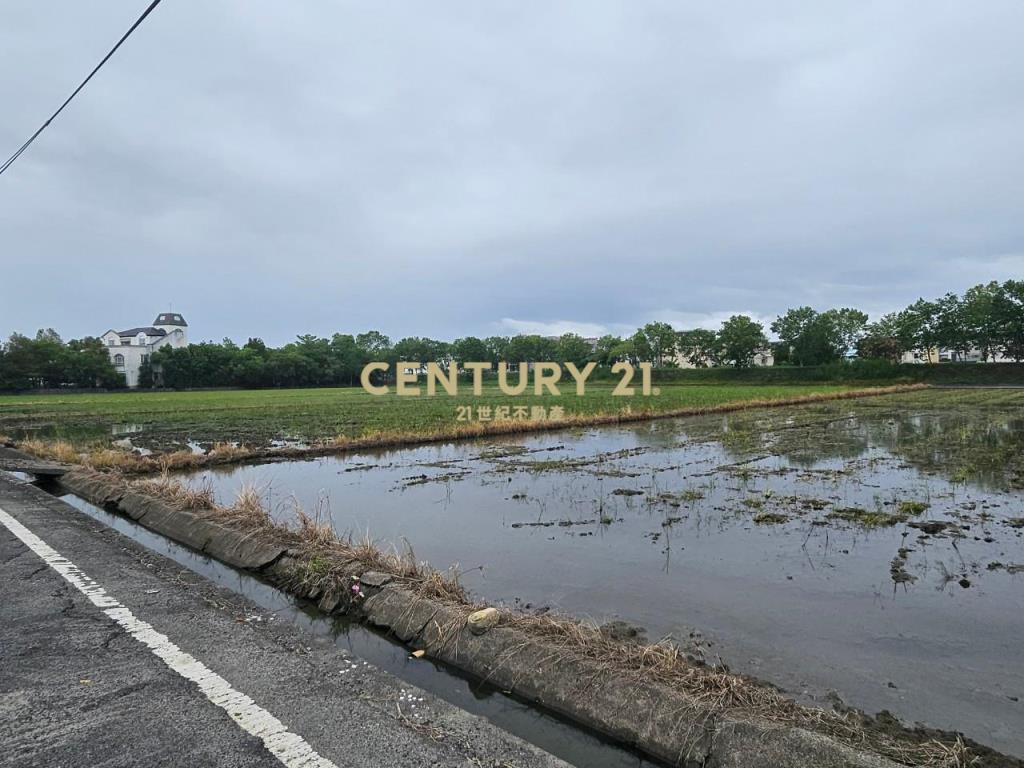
[[591, 335, 623, 366], [137, 356, 155, 388], [675, 329, 719, 367], [933, 293, 970, 360], [291, 335, 332, 385], [505, 335, 556, 368], [770, 340, 792, 365], [718, 315, 767, 367], [896, 299, 941, 362], [771, 307, 817, 366], [244, 337, 269, 355], [855, 334, 902, 362], [328, 333, 364, 385], [637, 322, 677, 366], [997, 280, 1024, 361], [961, 282, 1005, 361], [1, 330, 66, 388], [230, 348, 272, 388], [555, 333, 592, 366], [483, 336, 510, 365], [610, 337, 638, 365], [629, 329, 653, 363], [355, 331, 392, 360], [771, 307, 849, 365], [66, 337, 123, 388], [859, 313, 907, 361], [821, 308, 868, 357], [451, 337, 489, 368], [265, 348, 318, 387], [391, 339, 432, 370]]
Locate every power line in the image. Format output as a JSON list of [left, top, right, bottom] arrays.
[[0, 0, 163, 178]]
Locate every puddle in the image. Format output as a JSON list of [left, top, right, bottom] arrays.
[[184, 394, 1024, 756], [57, 491, 660, 768], [111, 423, 143, 436]]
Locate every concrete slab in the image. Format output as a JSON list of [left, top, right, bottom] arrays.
[[0, 446, 70, 477]]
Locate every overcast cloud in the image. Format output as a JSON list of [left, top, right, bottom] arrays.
[[1, 1, 1022, 345]]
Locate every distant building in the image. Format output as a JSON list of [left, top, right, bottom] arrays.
[[899, 348, 940, 365], [100, 313, 188, 387], [672, 348, 774, 368], [900, 347, 1011, 364]]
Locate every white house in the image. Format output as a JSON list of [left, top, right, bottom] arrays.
[[900, 347, 1012, 364], [100, 313, 189, 387]]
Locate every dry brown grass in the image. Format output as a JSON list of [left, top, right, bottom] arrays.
[[15, 440, 199, 475], [87, 448, 150, 471], [208, 442, 250, 461], [18, 438, 81, 465], [412, 564, 471, 604], [209, 482, 280, 532], [157, 450, 202, 472], [293, 497, 338, 550], [938, 737, 981, 768], [132, 472, 216, 510], [271, 531, 470, 608]]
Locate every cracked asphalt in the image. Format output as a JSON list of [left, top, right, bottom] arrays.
[[0, 474, 568, 768]]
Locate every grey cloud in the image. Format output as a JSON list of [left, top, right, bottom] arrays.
[[1, 1, 1022, 344]]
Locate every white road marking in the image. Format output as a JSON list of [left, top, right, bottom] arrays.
[[0, 505, 340, 768]]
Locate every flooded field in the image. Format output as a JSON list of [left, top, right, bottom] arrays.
[[185, 389, 1024, 756]]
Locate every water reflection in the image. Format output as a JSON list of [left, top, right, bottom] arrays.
[[185, 394, 1024, 756], [684, 400, 1024, 491]]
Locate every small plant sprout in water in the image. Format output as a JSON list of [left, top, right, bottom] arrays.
[[679, 487, 704, 504], [897, 500, 929, 516]]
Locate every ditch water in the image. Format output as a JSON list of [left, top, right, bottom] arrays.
[[183, 395, 1024, 756], [57, 491, 660, 768]]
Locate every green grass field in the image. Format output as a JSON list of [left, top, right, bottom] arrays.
[[0, 383, 865, 452]]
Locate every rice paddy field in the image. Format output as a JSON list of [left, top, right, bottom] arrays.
[[0, 382, 868, 452], [6, 382, 1023, 757], [167, 386, 1023, 757]]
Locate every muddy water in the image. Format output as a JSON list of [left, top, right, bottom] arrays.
[[188, 396, 1024, 756], [58, 492, 658, 768]]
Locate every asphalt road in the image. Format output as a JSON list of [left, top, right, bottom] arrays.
[[0, 473, 568, 768]]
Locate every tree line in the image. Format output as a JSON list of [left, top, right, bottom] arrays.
[[683, 280, 1024, 366], [854, 281, 1024, 364], [1, 280, 1021, 390], [145, 321, 775, 388], [0, 330, 125, 390]]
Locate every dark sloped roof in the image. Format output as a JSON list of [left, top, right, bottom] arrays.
[[154, 313, 187, 327], [118, 327, 166, 337]]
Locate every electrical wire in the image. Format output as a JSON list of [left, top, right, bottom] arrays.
[[0, 0, 163, 178]]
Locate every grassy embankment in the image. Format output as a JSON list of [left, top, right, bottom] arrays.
[[0, 381, 926, 472]]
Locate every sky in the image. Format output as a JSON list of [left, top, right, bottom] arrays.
[[1, 1, 1022, 346]]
